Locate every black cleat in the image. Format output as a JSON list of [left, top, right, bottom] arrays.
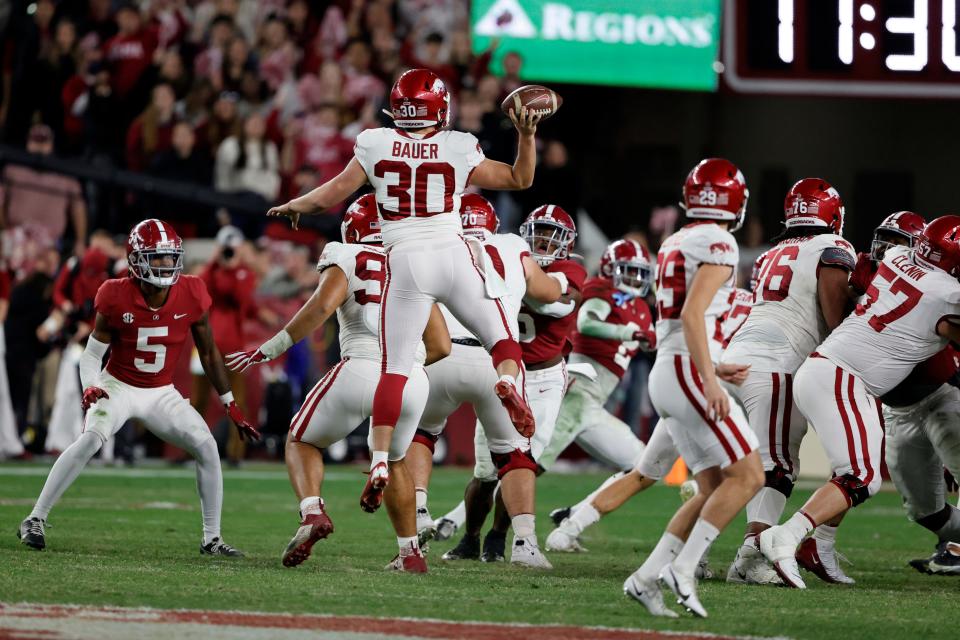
[[480, 530, 506, 562], [549, 506, 572, 528], [441, 533, 481, 561], [200, 537, 244, 557], [908, 543, 940, 574], [927, 541, 960, 575], [17, 517, 46, 550]]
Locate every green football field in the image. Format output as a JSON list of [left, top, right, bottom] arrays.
[[0, 462, 954, 639]]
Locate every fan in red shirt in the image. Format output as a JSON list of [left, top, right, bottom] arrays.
[[102, 3, 158, 99], [18, 219, 257, 556]]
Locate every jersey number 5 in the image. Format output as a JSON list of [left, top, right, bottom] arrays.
[[354, 251, 386, 305], [854, 263, 922, 332], [373, 160, 455, 220], [134, 326, 168, 373]]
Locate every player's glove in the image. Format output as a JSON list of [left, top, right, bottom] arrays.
[[632, 329, 657, 350], [849, 252, 875, 297], [81, 386, 109, 411], [225, 348, 269, 373], [226, 401, 261, 442]]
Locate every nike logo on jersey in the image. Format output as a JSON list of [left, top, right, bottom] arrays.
[[174, 313, 188, 319]]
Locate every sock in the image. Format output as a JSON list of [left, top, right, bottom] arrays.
[[31, 432, 103, 521], [497, 374, 518, 388], [397, 535, 419, 555], [371, 450, 388, 471], [935, 505, 960, 542], [573, 472, 623, 514], [673, 519, 719, 577], [192, 438, 224, 545], [512, 513, 535, 539], [636, 532, 683, 581], [745, 487, 788, 527], [415, 488, 428, 510], [567, 503, 600, 535], [443, 500, 467, 528], [300, 496, 322, 517], [813, 523, 838, 546], [783, 510, 816, 542]]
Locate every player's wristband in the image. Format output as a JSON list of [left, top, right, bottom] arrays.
[[260, 330, 294, 359], [547, 272, 569, 295], [220, 391, 235, 406]]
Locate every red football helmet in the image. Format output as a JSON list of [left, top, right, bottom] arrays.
[[127, 219, 184, 287], [914, 215, 960, 278], [599, 239, 653, 297], [520, 205, 577, 266], [870, 211, 926, 261], [682, 158, 749, 232], [784, 178, 845, 235], [460, 193, 498, 239], [341, 194, 382, 245], [389, 68, 450, 129]]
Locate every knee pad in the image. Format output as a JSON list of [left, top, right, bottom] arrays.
[[764, 467, 795, 498], [412, 428, 439, 453], [491, 448, 537, 478], [830, 474, 872, 507], [371, 373, 408, 428], [490, 339, 522, 369]]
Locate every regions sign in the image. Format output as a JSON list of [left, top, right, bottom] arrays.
[[471, 0, 720, 91]]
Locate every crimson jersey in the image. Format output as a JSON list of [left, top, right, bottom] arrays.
[[95, 276, 211, 388], [518, 259, 587, 365], [882, 345, 960, 407], [572, 277, 654, 379]]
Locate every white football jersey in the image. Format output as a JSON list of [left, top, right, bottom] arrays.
[[818, 246, 960, 396], [718, 287, 753, 348], [353, 127, 486, 248], [317, 242, 425, 363], [441, 232, 529, 340], [723, 234, 855, 373], [655, 222, 739, 362]]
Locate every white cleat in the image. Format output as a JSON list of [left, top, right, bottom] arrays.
[[545, 521, 588, 553], [796, 537, 855, 584], [433, 517, 458, 542], [658, 563, 707, 618], [510, 535, 553, 569], [759, 525, 806, 589], [416, 508, 437, 549], [623, 573, 679, 618], [727, 536, 784, 585]]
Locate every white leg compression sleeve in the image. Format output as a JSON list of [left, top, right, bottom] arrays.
[[30, 431, 104, 520], [191, 437, 223, 544], [443, 500, 467, 528], [745, 486, 788, 527]]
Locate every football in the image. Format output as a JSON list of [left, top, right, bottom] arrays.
[[500, 85, 563, 120]]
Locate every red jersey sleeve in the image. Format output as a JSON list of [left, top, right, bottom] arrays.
[[189, 275, 213, 315], [94, 279, 120, 326], [52, 259, 77, 309], [550, 260, 587, 293], [0, 269, 10, 302]]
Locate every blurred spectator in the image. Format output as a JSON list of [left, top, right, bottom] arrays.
[[36, 17, 79, 145], [1, 0, 57, 146], [282, 104, 353, 187], [215, 112, 280, 205], [449, 31, 494, 90], [126, 82, 179, 172], [0, 257, 25, 459], [103, 3, 157, 103], [501, 51, 525, 95], [222, 36, 256, 94], [738, 218, 771, 286], [0, 124, 88, 256], [197, 90, 240, 155], [84, 60, 125, 161], [518, 140, 581, 217], [258, 243, 316, 300], [147, 122, 214, 234], [340, 39, 385, 110], [194, 14, 236, 89]]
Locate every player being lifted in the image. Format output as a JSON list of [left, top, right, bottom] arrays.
[[267, 69, 545, 539], [18, 220, 258, 555], [227, 196, 450, 572], [760, 216, 960, 588], [624, 158, 763, 618], [722, 179, 857, 585], [404, 195, 567, 567]]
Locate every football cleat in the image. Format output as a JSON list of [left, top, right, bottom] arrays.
[[200, 537, 244, 557], [549, 506, 572, 528], [441, 534, 480, 561], [726, 536, 783, 585], [623, 573, 678, 618], [282, 512, 334, 567], [360, 462, 389, 513], [545, 522, 587, 553], [17, 517, 46, 550], [510, 535, 553, 569], [480, 530, 506, 562], [912, 541, 960, 576], [416, 508, 437, 549], [386, 547, 429, 573], [908, 545, 939, 574], [759, 526, 806, 589], [494, 380, 535, 438], [796, 537, 855, 584], [695, 557, 715, 580], [434, 517, 458, 542], [659, 563, 707, 618]]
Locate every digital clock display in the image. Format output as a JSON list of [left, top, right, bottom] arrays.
[[723, 0, 960, 96]]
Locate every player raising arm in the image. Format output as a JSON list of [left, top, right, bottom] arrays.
[[19, 220, 257, 556]]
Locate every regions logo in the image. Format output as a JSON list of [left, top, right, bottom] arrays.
[[122, 312, 134, 324]]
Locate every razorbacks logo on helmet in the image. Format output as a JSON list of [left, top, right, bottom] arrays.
[[599, 238, 653, 297], [870, 211, 926, 261], [783, 178, 845, 235], [127, 219, 184, 288], [914, 215, 960, 278], [520, 204, 577, 266], [341, 194, 382, 245], [388, 68, 450, 129], [460, 193, 498, 239], [682, 158, 748, 232]]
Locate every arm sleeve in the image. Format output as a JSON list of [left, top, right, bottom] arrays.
[[819, 246, 856, 271], [577, 297, 636, 341], [523, 297, 576, 318], [79, 335, 109, 389]]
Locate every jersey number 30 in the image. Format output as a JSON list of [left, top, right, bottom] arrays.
[[374, 160, 455, 220]]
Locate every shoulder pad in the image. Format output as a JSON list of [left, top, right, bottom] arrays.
[[820, 246, 856, 271]]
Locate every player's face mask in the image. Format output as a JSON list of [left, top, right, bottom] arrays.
[[614, 261, 652, 297], [522, 220, 574, 266], [870, 229, 913, 262], [130, 249, 184, 287]]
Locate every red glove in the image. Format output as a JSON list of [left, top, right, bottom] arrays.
[[224, 349, 269, 373], [226, 401, 261, 441], [849, 252, 876, 297], [632, 329, 657, 350], [81, 386, 109, 411]]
